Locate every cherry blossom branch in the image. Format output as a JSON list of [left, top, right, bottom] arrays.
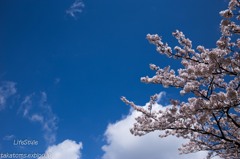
[[123, 0, 240, 158]]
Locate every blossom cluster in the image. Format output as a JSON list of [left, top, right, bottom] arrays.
[[122, 0, 240, 158]]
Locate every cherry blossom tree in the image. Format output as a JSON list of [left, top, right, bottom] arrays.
[[122, 1, 240, 158]]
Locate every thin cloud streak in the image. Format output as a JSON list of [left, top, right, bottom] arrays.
[[3, 135, 15, 141], [0, 81, 17, 110], [66, 0, 85, 18]]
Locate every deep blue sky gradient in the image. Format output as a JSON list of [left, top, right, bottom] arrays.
[[0, 0, 227, 158]]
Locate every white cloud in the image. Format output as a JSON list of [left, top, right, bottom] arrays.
[[0, 81, 17, 110], [66, 0, 85, 18], [39, 139, 83, 159], [102, 97, 215, 159], [19, 92, 58, 144]]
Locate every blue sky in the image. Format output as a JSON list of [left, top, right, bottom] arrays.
[[0, 0, 227, 159]]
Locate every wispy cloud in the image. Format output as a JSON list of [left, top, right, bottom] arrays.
[[156, 91, 166, 103], [3, 134, 15, 141], [54, 78, 61, 85], [39, 139, 83, 159], [20, 95, 32, 117], [19, 92, 58, 145], [66, 0, 85, 18], [0, 81, 17, 110]]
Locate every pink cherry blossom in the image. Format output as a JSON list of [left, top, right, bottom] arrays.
[[122, 0, 240, 158]]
